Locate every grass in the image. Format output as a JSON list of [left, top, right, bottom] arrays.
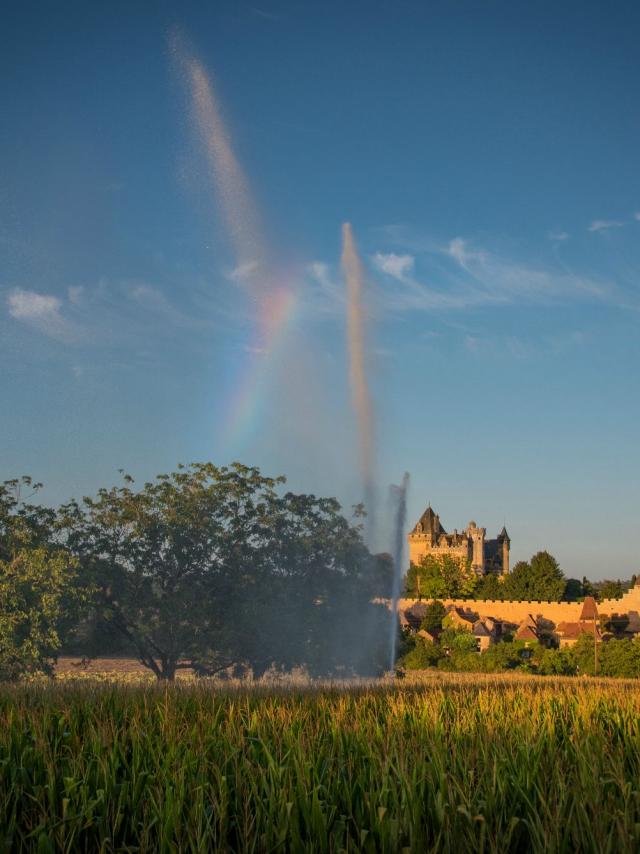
[[1, 674, 640, 852]]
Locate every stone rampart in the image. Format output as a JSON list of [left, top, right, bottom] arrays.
[[398, 584, 640, 626]]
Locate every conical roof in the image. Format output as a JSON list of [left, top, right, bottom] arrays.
[[498, 526, 510, 542], [413, 505, 445, 535], [580, 596, 599, 621]]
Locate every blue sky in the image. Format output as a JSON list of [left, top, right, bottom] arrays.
[[2, 1, 639, 578]]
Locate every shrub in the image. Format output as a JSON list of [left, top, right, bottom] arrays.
[[401, 638, 444, 670]]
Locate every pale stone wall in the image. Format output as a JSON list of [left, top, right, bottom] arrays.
[[397, 584, 640, 626], [408, 536, 469, 569]]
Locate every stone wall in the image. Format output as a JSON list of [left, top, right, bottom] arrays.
[[398, 584, 640, 626], [407, 537, 469, 569]]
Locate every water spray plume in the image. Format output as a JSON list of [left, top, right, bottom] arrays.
[[341, 223, 376, 539], [170, 30, 304, 446], [171, 29, 266, 280], [389, 472, 410, 671]]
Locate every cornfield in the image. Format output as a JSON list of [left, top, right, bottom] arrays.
[[1, 673, 640, 852]]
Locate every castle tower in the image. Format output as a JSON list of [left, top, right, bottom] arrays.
[[407, 505, 445, 566], [466, 521, 486, 572], [497, 526, 510, 574]]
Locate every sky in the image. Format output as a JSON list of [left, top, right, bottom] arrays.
[[2, 0, 640, 579]]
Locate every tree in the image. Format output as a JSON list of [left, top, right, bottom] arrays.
[[563, 578, 583, 601], [401, 638, 444, 670], [60, 463, 386, 680], [404, 555, 477, 599], [601, 613, 629, 637], [537, 647, 577, 675], [502, 552, 565, 601], [0, 478, 84, 680], [419, 600, 446, 634], [598, 639, 640, 678], [474, 573, 504, 600], [0, 547, 84, 680], [572, 633, 598, 675], [594, 579, 626, 601], [479, 639, 529, 672], [0, 477, 57, 560]]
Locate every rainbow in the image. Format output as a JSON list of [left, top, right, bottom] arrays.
[[222, 277, 299, 447]]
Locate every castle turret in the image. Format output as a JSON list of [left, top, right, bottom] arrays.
[[497, 526, 510, 574], [466, 521, 486, 572]]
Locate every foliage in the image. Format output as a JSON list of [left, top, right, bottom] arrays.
[[599, 639, 640, 678], [479, 639, 531, 672], [401, 638, 444, 669], [570, 634, 640, 678], [501, 551, 566, 602], [602, 613, 629, 637], [447, 629, 478, 653], [404, 554, 477, 599], [59, 463, 388, 680], [563, 578, 583, 601], [0, 477, 57, 559], [537, 648, 577, 675], [0, 548, 85, 681], [438, 635, 531, 673], [594, 579, 627, 601], [419, 600, 446, 634], [0, 479, 85, 680], [473, 572, 504, 600], [572, 633, 599, 676]]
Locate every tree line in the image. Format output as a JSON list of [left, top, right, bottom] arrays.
[[0, 464, 392, 681], [405, 553, 633, 602]]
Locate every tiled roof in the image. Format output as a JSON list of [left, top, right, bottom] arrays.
[[556, 621, 600, 640]]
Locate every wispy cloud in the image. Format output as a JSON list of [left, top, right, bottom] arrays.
[[371, 252, 414, 280], [635, 212, 640, 222], [588, 219, 625, 233], [226, 260, 259, 282], [4, 276, 226, 352], [7, 289, 72, 340], [369, 228, 614, 314], [548, 230, 569, 242], [306, 261, 345, 310]]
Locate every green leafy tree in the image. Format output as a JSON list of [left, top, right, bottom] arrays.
[[598, 639, 640, 678], [572, 633, 598, 676], [474, 573, 504, 600], [563, 578, 583, 601], [502, 552, 565, 602], [594, 579, 627, 601], [404, 555, 477, 599], [401, 638, 444, 670], [601, 613, 629, 637], [440, 627, 476, 651], [0, 478, 85, 680], [60, 463, 386, 680], [419, 600, 446, 634], [537, 647, 577, 675], [479, 639, 529, 672], [0, 548, 84, 680], [0, 477, 57, 559]]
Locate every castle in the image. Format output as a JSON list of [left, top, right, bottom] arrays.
[[408, 505, 510, 575]]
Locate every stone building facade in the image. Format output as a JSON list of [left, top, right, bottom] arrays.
[[408, 505, 510, 575]]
